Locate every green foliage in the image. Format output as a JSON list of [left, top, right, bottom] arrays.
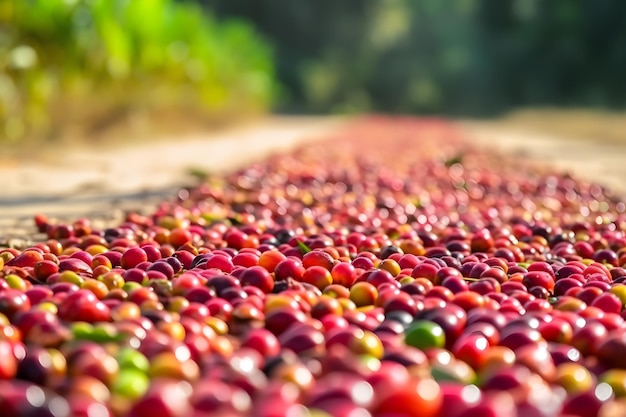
[[205, 0, 626, 116], [296, 239, 312, 255], [0, 0, 277, 142]]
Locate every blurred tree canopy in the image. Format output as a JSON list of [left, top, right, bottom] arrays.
[[0, 0, 276, 142], [201, 0, 626, 116], [3, 0, 624, 143]]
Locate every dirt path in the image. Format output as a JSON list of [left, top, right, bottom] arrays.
[[3, 115, 626, 244], [460, 121, 626, 199], [0, 116, 346, 241]]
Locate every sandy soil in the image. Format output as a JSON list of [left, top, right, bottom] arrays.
[[0, 116, 346, 242], [460, 121, 626, 198]]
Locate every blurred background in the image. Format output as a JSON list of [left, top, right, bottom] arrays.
[[2, 0, 625, 144]]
